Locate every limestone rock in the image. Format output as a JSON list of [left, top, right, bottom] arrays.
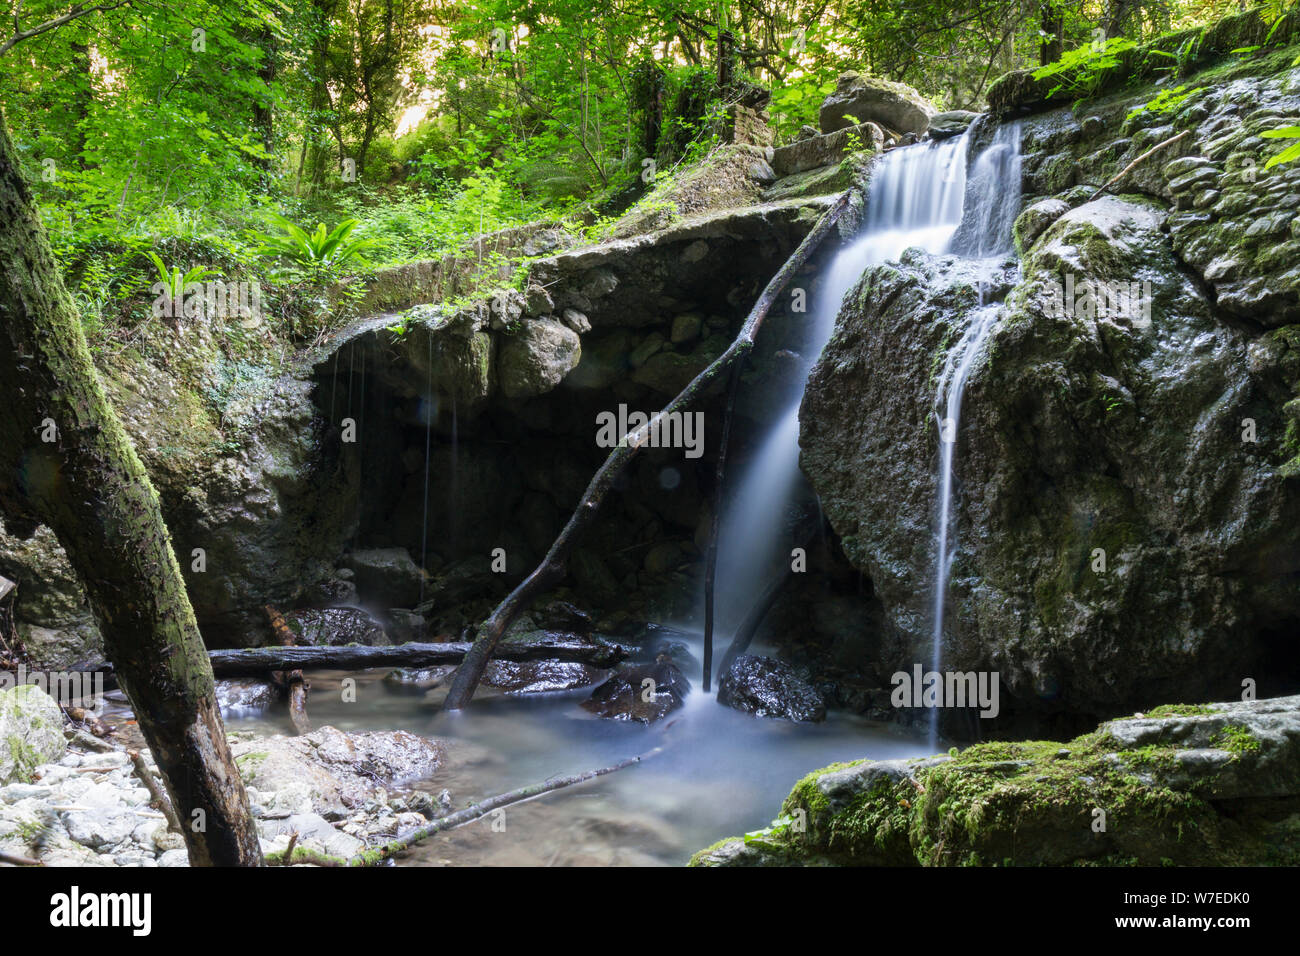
[[819, 72, 934, 135]]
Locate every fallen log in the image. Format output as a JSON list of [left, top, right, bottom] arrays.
[[76, 639, 629, 680], [442, 189, 855, 711], [267, 743, 665, 867]]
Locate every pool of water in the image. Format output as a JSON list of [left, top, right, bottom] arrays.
[[224, 670, 933, 866]]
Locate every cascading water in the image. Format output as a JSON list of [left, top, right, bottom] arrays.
[[714, 121, 1023, 752], [713, 130, 971, 661]]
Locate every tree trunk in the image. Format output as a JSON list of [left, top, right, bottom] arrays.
[[0, 109, 263, 867]]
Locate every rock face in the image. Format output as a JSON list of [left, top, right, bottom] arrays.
[[692, 695, 1300, 867], [800, 46, 1300, 726], [0, 684, 66, 783], [819, 72, 934, 136], [0, 521, 102, 667], [717, 655, 826, 722]]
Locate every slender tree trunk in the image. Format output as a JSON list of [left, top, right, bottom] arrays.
[[0, 110, 263, 867]]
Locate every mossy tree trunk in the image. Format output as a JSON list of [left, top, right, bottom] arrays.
[[0, 109, 263, 866]]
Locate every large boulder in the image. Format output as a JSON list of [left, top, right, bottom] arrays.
[[717, 655, 826, 722], [0, 521, 102, 668], [819, 72, 934, 136], [693, 695, 1300, 866], [800, 195, 1300, 723], [0, 684, 66, 784], [231, 726, 444, 819], [582, 657, 691, 723], [498, 317, 582, 398]]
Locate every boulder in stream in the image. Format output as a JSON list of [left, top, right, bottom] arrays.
[[717, 655, 827, 723], [582, 656, 690, 724], [285, 606, 390, 646], [231, 726, 444, 819]]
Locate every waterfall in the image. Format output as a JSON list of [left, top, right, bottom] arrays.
[[712, 131, 972, 667], [713, 121, 1023, 747]]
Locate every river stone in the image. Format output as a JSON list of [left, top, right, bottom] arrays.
[[383, 666, 458, 693], [231, 726, 444, 818], [285, 607, 389, 646], [216, 679, 278, 712], [498, 318, 582, 398], [0, 684, 66, 784], [801, 194, 1300, 722], [582, 657, 690, 724], [819, 72, 934, 135], [717, 655, 827, 723], [62, 807, 137, 850], [771, 122, 883, 177], [481, 660, 610, 694], [344, 548, 424, 610]]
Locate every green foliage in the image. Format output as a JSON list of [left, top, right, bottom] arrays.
[[1261, 125, 1300, 168], [1033, 36, 1139, 99], [1126, 84, 1206, 120], [250, 215, 375, 271]]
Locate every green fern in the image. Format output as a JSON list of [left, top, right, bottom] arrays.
[[251, 214, 376, 269]]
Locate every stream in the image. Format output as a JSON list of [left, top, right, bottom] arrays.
[[220, 653, 929, 866]]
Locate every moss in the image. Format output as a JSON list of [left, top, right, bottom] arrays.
[[1212, 724, 1262, 756], [1140, 703, 1216, 718], [694, 711, 1295, 866]]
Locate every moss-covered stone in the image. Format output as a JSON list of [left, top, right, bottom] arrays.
[[694, 695, 1300, 866]]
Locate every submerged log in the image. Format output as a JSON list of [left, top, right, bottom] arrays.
[[77, 639, 630, 681], [442, 189, 855, 711]]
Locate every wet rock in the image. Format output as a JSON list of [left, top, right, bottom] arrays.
[[383, 666, 458, 693], [344, 548, 425, 610], [498, 318, 582, 398], [216, 679, 278, 712], [0, 684, 66, 784], [531, 600, 595, 635], [582, 657, 690, 724], [285, 607, 389, 646], [1012, 197, 1071, 254], [802, 194, 1300, 719], [819, 72, 934, 135], [482, 660, 610, 694], [717, 655, 827, 722]]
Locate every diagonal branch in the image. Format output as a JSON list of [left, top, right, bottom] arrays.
[[441, 189, 853, 711], [0, 1, 130, 57]]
